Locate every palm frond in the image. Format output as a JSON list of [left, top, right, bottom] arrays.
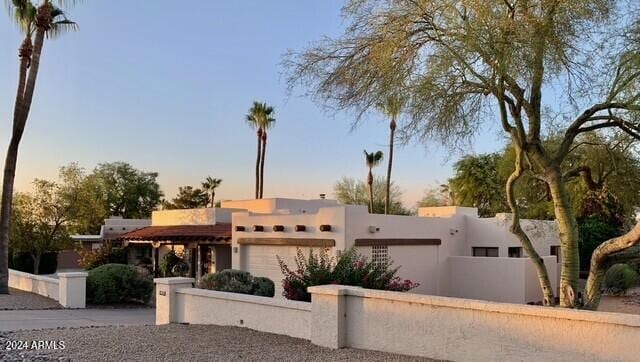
[[378, 94, 406, 119], [246, 101, 276, 130], [5, 0, 36, 35], [363, 150, 384, 167]]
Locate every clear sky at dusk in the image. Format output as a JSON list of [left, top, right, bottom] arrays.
[[0, 1, 503, 207]]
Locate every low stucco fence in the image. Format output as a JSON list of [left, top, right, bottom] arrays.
[[155, 279, 640, 361], [8, 269, 87, 308]]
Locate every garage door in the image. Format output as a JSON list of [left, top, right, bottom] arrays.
[[241, 245, 322, 298]]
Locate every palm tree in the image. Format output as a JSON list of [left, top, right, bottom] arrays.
[[246, 101, 275, 199], [378, 95, 405, 215], [1, 0, 77, 294], [363, 150, 384, 214], [201, 177, 222, 208]]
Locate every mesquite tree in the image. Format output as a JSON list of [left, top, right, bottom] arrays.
[[287, 0, 640, 309]]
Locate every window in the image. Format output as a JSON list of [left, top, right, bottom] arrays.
[[508, 247, 523, 258], [371, 245, 389, 266], [550, 246, 561, 262], [472, 247, 499, 257]]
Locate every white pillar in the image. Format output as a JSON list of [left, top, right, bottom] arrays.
[[58, 272, 88, 309], [154, 277, 195, 325], [308, 285, 349, 349]]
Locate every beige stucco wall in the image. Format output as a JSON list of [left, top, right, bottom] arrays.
[[8, 269, 59, 301], [314, 285, 640, 361], [173, 287, 311, 340], [418, 206, 479, 218], [9, 269, 87, 308], [231, 202, 562, 303], [152, 208, 216, 226], [447, 256, 559, 304], [156, 279, 640, 361], [222, 198, 339, 214], [464, 213, 560, 257]]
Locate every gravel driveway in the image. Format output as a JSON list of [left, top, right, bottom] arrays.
[[0, 289, 61, 310], [0, 324, 433, 361]]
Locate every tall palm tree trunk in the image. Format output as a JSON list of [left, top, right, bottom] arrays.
[[385, 118, 396, 214], [255, 129, 262, 199], [259, 131, 267, 199], [0, 4, 49, 294], [367, 169, 374, 213]]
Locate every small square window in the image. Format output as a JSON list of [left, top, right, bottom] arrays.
[[508, 247, 523, 258], [473, 247, 499, 257]]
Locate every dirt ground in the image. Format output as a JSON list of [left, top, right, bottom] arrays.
[[597, 287, 640, 315], [0, 288, 61, 310]]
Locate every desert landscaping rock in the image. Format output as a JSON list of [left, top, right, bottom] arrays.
[[1, 324, 432, 361], [0, 289, 61, 311]]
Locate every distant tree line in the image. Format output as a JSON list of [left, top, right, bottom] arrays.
[[9, 161, 223, 274]]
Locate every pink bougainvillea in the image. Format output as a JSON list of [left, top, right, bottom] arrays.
[[277, 247, 419, 302]]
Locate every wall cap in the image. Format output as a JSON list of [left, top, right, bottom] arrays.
[[308, 284, 640, 327], [177, 287, 312, 311], [58, 272, 88, 278], [9, 269, 59, 284], [154, 277, 195, 285], [308, 285, 360, 296]]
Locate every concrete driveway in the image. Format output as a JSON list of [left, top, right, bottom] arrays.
[[0, 308, 155, 332]]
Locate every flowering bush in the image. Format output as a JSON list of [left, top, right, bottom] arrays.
[[78, 242, 127, 270], [278, 247, 419, 302]]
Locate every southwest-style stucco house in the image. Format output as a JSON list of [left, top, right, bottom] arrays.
[[116, 198, 561, 304]]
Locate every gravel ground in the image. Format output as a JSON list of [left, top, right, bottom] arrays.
[[0, 289, 61, 311], [0, 324, 433, 361]]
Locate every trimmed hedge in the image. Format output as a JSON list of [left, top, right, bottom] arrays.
[[198, 269, 275, 297], [86, 263, 153, 304]]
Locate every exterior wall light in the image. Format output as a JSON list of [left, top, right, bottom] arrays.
[[295, 225, 306, 232], [253, 225, 264, 232], [368, 225, 380, 233], [319, 224, 332, 232], [273, 225, 285, 232]]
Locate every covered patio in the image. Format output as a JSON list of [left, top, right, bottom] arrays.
[[116, 224, 232, 279]]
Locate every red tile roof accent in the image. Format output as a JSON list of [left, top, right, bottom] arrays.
[[116, 223, 232, 242]]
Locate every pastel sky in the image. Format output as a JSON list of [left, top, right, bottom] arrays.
[[0, 1, 503, 207]]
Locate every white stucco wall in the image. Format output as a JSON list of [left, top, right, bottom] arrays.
[[230, 201, 563, 304], [465, 213, 560, 257], [324, 286, 640, 361], [447, 256, 559, 304], [173, 287, 312, 339], [8, 269, 59, 301], [222, 198, 340, 214], [8, 269, 87, 308], [156, 279, 640, 361], [152, 208, 216, 226]]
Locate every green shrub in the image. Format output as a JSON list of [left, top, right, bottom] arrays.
[[278, 247, 419, 302], [87, 263, 153, 304], [605, 263, 640, 296], [198, 269, 275, 297], [578, 217, 621, 272], [252, 277, 275, 297], [79, 243, 127, 270]]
